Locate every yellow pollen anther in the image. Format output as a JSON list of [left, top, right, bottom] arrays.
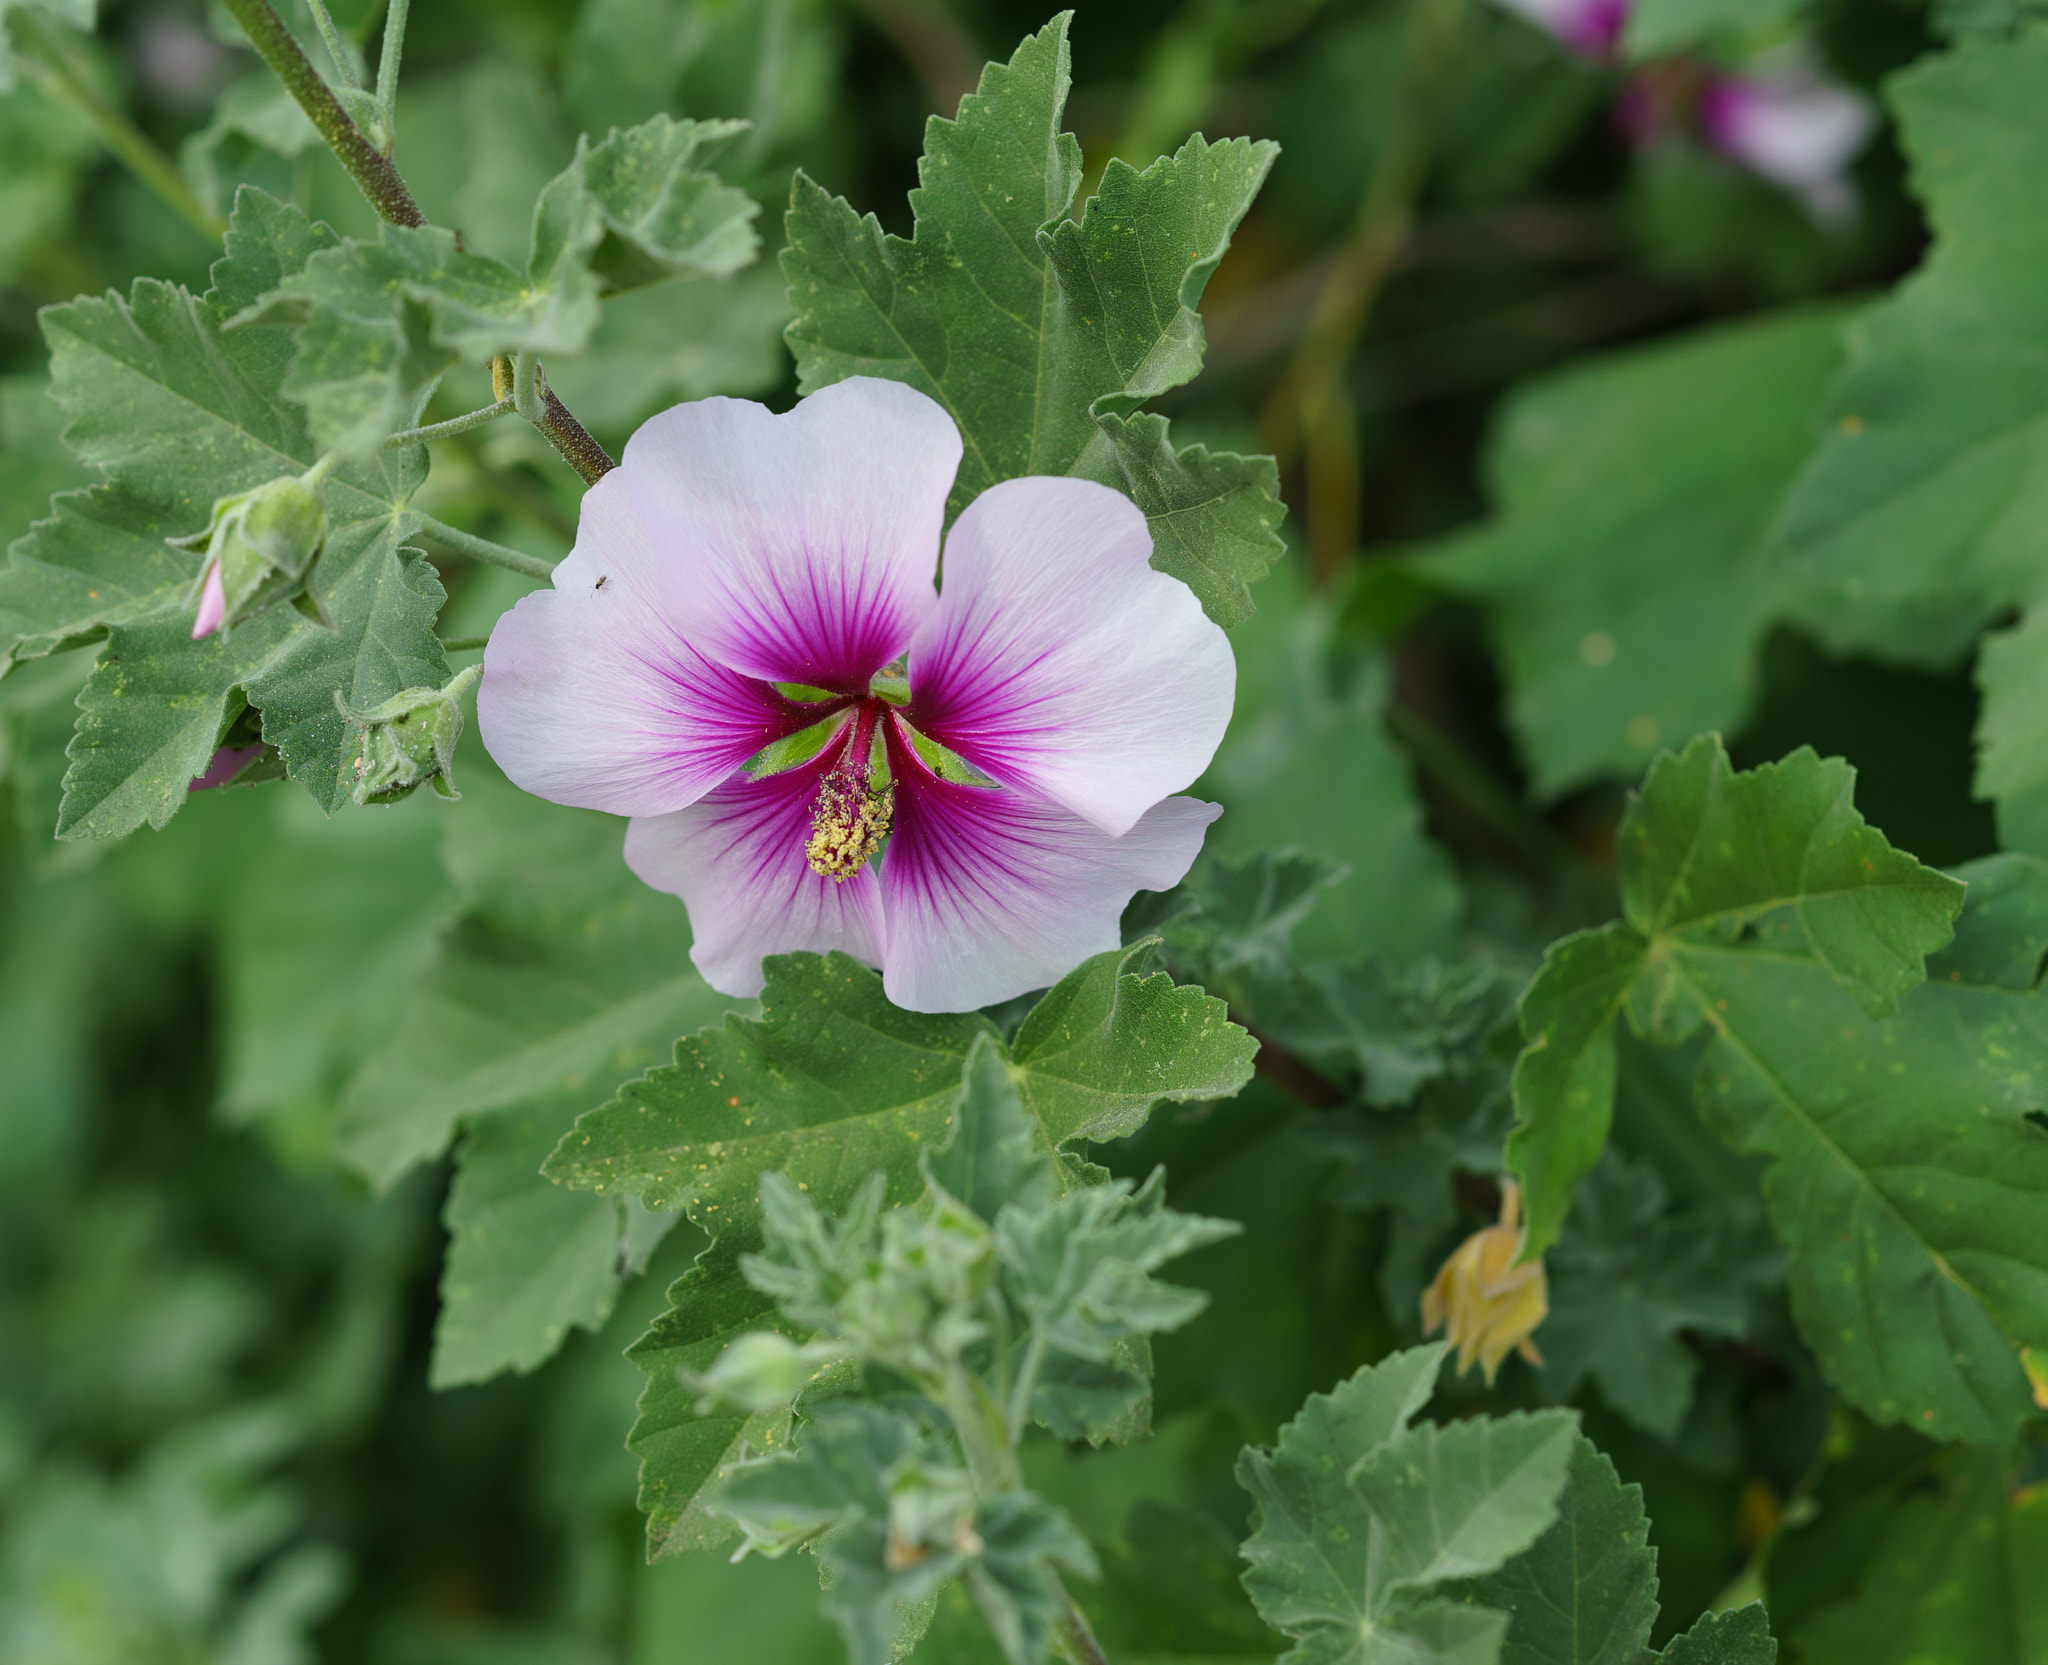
[[806, 772, 893, 880]]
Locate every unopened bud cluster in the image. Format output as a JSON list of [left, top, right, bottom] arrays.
[[173, 466, 335, 642]]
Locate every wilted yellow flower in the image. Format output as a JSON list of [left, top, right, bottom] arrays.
[[1422, 1179, 1548, 1384]]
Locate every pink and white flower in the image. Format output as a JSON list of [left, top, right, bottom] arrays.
[[1494, 0, 1628, 58], [1700, 53, 1877, 226], [477, 378, 1234, 1014]]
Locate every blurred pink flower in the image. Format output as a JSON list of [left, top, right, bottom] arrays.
[[478, 379, 1235, 1013], [1700, 54, 1877, 224], [1496, 0, 1629, 57]]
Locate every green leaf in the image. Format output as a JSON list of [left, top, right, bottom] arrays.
[[1663, 1605, 1776, 1665], [925, 1032, 1058, 1224], [1507, 736, 1963, 1255], [1619, 738, 1963, 1025], [235, 225, 588, 458], [548, 943, 1251, 1216], [1238, 1351, 1577, 1665], [1539, 1154, 1778, 1438], [550, 944, 1248, 1555], [536, 114, 760, 296], [1684, 852, 2048, 1443], [1794, 1451, 2041, 1665], [1234, 1344, 1443, 1660], [1349, 1415, 1579, 1603], [1973, 599, 2048, 857], [1423, 307, 1849, 793], [1468, 1436, 1659, 1665], [1505, 925, 1645, 1257], [1622, 0, 1810, 59], [335, 757, 735, 1190], [430, 1088, 637, 1389], [782, 15, 1283, 626], [1204, 578, 1462, 963], [0, 75, 93, 283], [1774, 28, 2048, 664], [5, 190, 451, 836], [626, 1237, 798, 1557]]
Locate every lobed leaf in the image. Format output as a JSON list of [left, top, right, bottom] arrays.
[[781, 14, 1283, 626], [1774, 27, 2048, 663]]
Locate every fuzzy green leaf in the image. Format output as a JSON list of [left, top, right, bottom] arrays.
[[537, 114, 761, 295], [1468, 1435, 1660, 1665], [1238, 1349, 1577, 1665], [1664, 1606, 1776, 1665], [13, 191, 451, 837], [782, 15, 1282, 625], [1774, 28, 2048, 663], [1424, 307, 1848, 794]]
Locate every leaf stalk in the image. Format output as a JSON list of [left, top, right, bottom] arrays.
[[414, 514, 557, 582], [381, 396, 518, 450]]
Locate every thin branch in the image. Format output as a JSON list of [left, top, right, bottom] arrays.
[[381, 396, 517, 449], [492, 356, 616, 486], [374, 0, 410, 116], [414, 514, 556, 582], [222, 0, 617, 484], [218, 0, 423, 226], [302, 0, 363, 91], [11, 9, 224, 240]]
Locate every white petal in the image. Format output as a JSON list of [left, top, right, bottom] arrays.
[[907, 476, 1236, 836]]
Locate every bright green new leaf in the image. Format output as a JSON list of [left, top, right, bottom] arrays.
[[1424, 307, 1848, 794], [1774, 28, 2048, 664], [1507, 736, 1962, 1255], [782, 14, 1283, 626], [1468, 1436, 1659, 1665]]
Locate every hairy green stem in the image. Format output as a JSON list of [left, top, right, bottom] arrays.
[[218, 0, 423, 226], [414, 514, 556, 581], [302, 0, 363, 91], [439, 635, 489, 652], [382, 396, 517, 449], [940, 1365, 1020, 1498], [375, 0, 411, 118], [11, 9, 224, 240]]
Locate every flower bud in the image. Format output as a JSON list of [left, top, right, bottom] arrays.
[[172, 472, 333, 641], [1421, 1178, 1548, 1385], [335, 664, 481, 806]]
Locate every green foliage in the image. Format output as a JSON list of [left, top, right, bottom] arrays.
[[1775, 28, 2048, 663], [7, 190, 449, 837], [1424, 308, 1849, 794], [782, 13, 1283, 627], [1236, 1344, 1577, 1665], [1508, 735, 1962, 1254], [545, 944, 1251, 1556]]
